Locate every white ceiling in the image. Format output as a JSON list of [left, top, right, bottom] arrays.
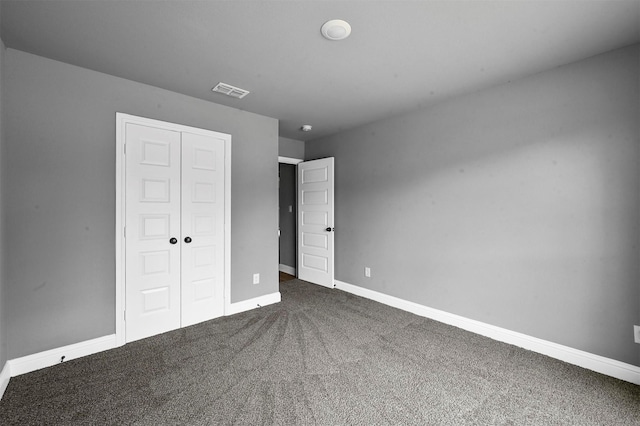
[[1, 1, 639, 141]]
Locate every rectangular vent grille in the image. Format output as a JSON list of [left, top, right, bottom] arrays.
[[212, 82, 250, 99]]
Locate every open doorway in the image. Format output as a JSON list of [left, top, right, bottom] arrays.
[[279, 156, 302, 282]]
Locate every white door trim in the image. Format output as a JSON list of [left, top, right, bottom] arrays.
[[278, 156, 303, 165], [278, 156, 302, 277], [115, 113, 231, 347]]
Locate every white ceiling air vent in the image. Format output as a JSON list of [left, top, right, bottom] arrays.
[[212, 82, 250, 99]]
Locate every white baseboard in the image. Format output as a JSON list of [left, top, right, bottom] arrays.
[[226, 291, 281, 316], [334, 279, 640, 385], [0, 290, 280, 400], [0, 293, 280, 402], [7, 334, 117, 378], [278, 264, 296, 276], [0, 361, 10, 400]]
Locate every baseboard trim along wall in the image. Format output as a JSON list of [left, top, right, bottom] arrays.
[[7, 295, 281, 374], [4, 283, 634, 402], [278, 264, 296, 276], [0, 293, 282, 401], [8, 334, 118, 378], [225, 291, 281, 316], [0, 334, 118, 400], [334, 279, 640, 385], [0, 362, 11, 400]]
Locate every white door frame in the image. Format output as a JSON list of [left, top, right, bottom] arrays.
[[278, 156, 303, 165], [278, 156, 303, 276], [115, 113, 231, 347]]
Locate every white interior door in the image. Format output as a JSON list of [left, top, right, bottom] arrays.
[[125, 123, 182, 342], [180, 132, 226, 326], [122, 116, 228, 343], [297, 157, 335, 288]]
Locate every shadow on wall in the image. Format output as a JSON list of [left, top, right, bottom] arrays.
[[306, 45, 640, 366]]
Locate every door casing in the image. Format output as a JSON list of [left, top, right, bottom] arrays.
[[278, 156, 302, 276], [115, 113, 232, 347]]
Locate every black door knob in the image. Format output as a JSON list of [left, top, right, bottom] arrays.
[[325, 227, 334, 232], [184, 237, 192, 243], [169, 237, 178, 244]]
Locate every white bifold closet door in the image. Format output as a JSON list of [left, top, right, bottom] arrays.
[[125, 122, 226, 343]]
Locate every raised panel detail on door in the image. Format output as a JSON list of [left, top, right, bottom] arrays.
[[140, 140, 171, 167], [302, 253, 328, 272], [192, 246, 215, 267], [181, 131, 226, 326], [192, 148, 217, 170], [141, 287, 171, 313], [193, 278, 215, 301], [302, 232, 328, 250], [141, 179, 170, 202], [125, 123, 181, 342], [193, 182, 215, 203], [192, 213, 215, 236], [302, 167, 328, 183], [298, 157, 335, 288], [302, 211, 328, 226], [302, 189, 328, 205], [139, 214, 170, 240], [140, 250, 171, 275]]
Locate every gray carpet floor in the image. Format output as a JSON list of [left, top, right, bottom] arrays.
[[1, 279, 639, 425]]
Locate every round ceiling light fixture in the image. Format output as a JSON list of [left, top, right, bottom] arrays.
[[321, 19, 352, 41], [301, 124, 313, 132]]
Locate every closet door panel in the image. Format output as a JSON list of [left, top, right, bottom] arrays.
[[125, 123, 182, 342], [180, 132, 226, 326]]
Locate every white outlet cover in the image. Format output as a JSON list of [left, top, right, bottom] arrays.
[[253, 273, 260, 284], [634, 325, 640, 344]]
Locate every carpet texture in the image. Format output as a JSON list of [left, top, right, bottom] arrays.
[[1, 279, 639, 425]]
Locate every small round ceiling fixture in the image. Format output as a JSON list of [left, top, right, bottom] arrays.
[[321, 19, 351, 41], [301, 124, 313, 132]]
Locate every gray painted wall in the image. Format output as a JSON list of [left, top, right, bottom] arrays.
[[279, 164, 296, 269], [279, 136, 304, 159], [4, 49, 279, 359], [0, 37, 6, 368], [306, 45, 640, 366]]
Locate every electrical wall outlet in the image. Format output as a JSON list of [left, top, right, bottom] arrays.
[[253, 273, 260, 285], [634, 325, 640, 344], [364, 267, 371, 278]]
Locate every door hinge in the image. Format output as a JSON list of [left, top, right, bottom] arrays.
[[124, 310, 126, 321], [123, 226, 126, 237], [123, 144, 126, 154]]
